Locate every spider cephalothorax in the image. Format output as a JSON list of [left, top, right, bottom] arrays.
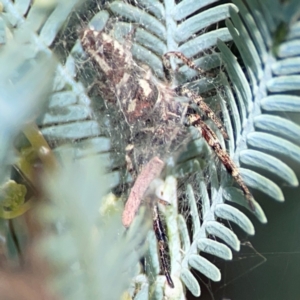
[[80, 25, 255, 289], [81, 29, 188, 172]]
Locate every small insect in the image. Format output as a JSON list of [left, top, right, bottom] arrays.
[[80, 25, 255, 289]]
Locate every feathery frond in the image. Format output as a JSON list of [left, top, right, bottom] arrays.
[[1, 0, 300, 299]]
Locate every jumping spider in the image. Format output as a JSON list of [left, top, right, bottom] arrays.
[[80, 26, 255, 289]]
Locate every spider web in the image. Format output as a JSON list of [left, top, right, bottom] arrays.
[[46, 1, 256, 298], [22, 0, 300, 299], [2, 0, 300, 299]]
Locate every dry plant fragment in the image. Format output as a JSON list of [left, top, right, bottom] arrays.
[[122, 156, 165, 228]]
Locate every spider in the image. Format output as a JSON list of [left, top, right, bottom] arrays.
[[80, 27, 255, 289]]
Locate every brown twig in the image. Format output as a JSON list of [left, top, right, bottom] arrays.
[[122, 156, 165, 227]]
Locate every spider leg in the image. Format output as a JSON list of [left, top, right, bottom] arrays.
[[153, 203, 174, 288], [189, 114, 255, 211], [176, 85, 229, 140], [163, 51, 207, 75], [163, 51, 228, 140]]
